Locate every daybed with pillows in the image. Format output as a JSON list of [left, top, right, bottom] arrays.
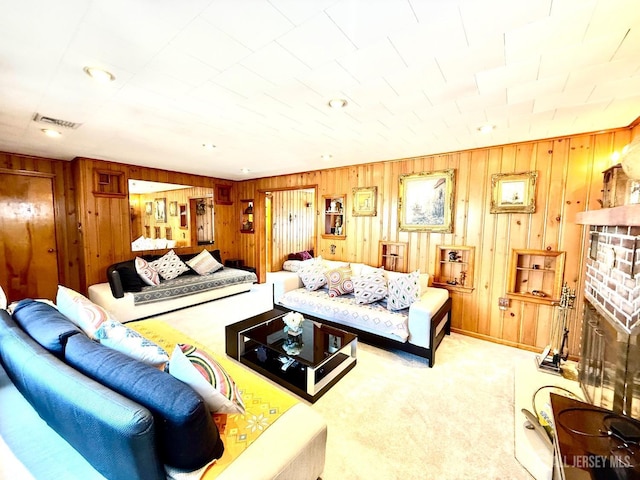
[[269, 255, 451, 366], [89, 249, 257, 323], [0, 287, 327, 480]]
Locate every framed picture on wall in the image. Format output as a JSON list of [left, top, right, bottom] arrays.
[[169, 201, 178, 216], [144, 201, 152, 216], [398, 169, 455, 232], [490, 171, 537, 214], [154, 198, 167, 223], [352, 186, 377, 216]]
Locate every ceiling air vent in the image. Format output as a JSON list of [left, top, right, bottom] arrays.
[[33, 113, 82, 129]]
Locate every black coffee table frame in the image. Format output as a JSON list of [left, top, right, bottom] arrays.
[[226, 307, 357, 403]]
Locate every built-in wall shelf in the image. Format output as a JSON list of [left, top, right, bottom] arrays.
[[507, 249, 566, 306], [379, 241, 408, 272], [322, 195, 345, 239], [433, 245, 475, 293]]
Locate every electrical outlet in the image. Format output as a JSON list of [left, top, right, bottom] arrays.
[[498, 297, 510, 310]]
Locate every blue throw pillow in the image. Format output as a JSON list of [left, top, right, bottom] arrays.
[[12, 299, 82, 357], [65, 334, 224, 469]]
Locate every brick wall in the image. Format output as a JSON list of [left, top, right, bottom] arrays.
[[585, 225, 640, 333]]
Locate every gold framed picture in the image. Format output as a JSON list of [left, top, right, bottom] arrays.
[[490, 171, 537, 214], [352, 186, 377, 216], [398, 169, 455, 232]]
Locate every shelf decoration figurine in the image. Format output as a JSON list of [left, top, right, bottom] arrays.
[[448, 250, 461, 262], [283, 311, 304, 336]]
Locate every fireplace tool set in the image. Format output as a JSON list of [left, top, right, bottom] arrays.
[[536, 282, 577, 375]]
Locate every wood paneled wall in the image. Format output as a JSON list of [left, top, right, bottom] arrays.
[[237, 128, 634, 354], [73, 157, 238, 291], [268, 189, 315, 270], [0, 152, 80, 293]]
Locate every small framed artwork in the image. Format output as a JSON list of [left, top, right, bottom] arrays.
[[216, 184, 232, 205], [154, 198, 167, 223], [169, 201, 178, 216], [398, 169, 455, 233], [352, 186, 378, 216], [490, 171, 537, 214], [144, 201, 153, 216]]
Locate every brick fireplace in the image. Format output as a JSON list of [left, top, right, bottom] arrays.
[[576, 205, 640, 419]]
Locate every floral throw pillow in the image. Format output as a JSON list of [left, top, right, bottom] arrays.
[[169, 344, 245, 415], [387, 270, 421, 311], [149, 249, 190, 280], [326, 266, 354, 297], [353, 271, 387, 304]]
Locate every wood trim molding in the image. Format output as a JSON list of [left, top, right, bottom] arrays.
[[0, 168, 54, 178], [575, 205, 640, 226]]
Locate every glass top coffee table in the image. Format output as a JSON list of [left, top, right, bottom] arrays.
[[225, 307, 357, 402]]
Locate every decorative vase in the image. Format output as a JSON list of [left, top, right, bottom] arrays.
[[283, 311, 304, 336]]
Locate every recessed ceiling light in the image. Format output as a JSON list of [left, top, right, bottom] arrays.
[[240, 168, 250, 174], [41, 128, 61, 138], [202, 143, 216, 150], [477, 125, 495, 134], [83, 66, 115, 83], [321, 154, 333, 161], [328, 98, 347, 109]]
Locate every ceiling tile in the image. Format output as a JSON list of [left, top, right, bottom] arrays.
[[276, 13, 356, 69], [200, 0, 293, 50], [240, 42, 310, 85], [326, 0, 418, 48]]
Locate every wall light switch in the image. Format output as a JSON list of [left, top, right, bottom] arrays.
[[498, 297, 510, 310]]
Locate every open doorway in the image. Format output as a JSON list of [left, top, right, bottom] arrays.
[[263, 187, 316, 272]]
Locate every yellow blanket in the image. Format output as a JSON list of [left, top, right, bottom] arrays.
[[130, 319, 298, 479]]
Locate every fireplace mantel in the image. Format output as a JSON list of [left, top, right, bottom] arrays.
[[575, 204, 640, 226]]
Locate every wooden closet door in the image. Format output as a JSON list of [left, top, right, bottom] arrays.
[[0, 173, 59, 303]]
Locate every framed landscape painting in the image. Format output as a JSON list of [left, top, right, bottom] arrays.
[[490, 171, 537, 214], [398, 169, 455, 233]]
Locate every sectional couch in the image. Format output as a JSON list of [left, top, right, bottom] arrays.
[[0, 299, 327, 480]]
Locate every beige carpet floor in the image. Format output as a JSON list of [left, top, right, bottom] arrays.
[[153, 284, 534, 480]]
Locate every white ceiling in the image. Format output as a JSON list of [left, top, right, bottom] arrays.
[[1, 0, 639, 180]]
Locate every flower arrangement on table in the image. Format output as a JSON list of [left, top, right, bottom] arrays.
[[282, 311, 304, 336]]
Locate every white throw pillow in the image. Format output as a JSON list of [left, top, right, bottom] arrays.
[[387, 270, 421, 310], [149, 249, 190, 280], [298, 263, 328, 291], [352, 271, 387, 304], [94, 319, 169, 367], [186, 249, 223, 275], [135, 257, 160, 286], [169, 344, 245, 415], [56, 285, 110, 337]]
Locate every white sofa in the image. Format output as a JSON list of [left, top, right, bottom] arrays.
[[268, 260, 452, 366]]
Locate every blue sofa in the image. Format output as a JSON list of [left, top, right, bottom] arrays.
[[0, 300, 223, 480]]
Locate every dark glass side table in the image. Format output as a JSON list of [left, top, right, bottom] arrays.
[[225, 307, 357, 402]]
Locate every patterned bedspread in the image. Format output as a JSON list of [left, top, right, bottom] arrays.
[[278, 288, 410, 342], [133, 268, 256, 305]]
